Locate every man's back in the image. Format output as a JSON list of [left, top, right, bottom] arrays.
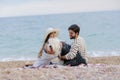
[[74, 36, 87, 60], [65, 36, 87, 61]]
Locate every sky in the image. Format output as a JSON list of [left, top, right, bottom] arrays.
[[0, 0, 120, 17]]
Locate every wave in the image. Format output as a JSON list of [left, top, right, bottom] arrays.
[[0, 50, 120, 62], [87, 50, 120, 57]]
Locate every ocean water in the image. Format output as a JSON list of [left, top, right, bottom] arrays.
[[0, 11, 120, 61]]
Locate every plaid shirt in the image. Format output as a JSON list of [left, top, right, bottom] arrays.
[[65, 36, 87, 60]]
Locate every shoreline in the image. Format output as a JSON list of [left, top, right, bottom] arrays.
[[1, 56, 120, 63]]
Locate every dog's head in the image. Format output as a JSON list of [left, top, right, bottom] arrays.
[[47, 38, 61, 55]]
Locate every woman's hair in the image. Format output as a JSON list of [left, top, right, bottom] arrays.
[[44, 33, 52, 43], [38, 33, 52, 58]]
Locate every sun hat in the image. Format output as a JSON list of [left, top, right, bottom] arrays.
[[44, 27, 59, 42], [38, 28, 59, 58]]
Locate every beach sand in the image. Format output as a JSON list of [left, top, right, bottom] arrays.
[[0, 56, 120, 80]]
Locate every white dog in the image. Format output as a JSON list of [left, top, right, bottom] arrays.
[[32, 38, 62, 67], [47, 37, 61, 55]]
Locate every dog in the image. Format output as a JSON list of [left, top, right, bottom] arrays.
[[47, 37, 64, 64], [47, 37, 61, 55]]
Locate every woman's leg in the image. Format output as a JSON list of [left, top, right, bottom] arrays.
[[33, 52, 57, 67], [32, 58, 49, 67]]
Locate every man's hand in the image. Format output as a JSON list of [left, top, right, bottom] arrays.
[[58, 55, 66, 60]]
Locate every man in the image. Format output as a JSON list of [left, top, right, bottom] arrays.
[[59, 24, 87, 66]]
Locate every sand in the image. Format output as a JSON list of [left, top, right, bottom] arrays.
[[0, 56, 120, 80]]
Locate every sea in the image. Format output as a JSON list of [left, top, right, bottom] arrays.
[[0, 10, 120, 61]]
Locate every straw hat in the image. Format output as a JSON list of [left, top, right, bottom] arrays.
[[44, 28, 59, 42], [38, 28, 59, 58]]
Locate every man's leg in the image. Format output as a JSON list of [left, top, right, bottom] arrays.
[[64, 52, 87, 66]]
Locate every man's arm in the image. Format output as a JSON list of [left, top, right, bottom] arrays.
[[59, 43, 78, 60]]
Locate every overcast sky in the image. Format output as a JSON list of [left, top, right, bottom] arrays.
[[0, 0, 120, 17]]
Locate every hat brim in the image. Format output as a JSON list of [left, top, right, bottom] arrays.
[[44, 29, 59, 43]]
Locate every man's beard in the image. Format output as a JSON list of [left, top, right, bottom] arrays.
[[70, 36, 76, 39]]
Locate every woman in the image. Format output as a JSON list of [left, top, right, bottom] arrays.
[[31, 28, 60, 68]]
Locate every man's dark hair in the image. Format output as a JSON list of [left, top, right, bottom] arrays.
[[68, 24, 80, 34]]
